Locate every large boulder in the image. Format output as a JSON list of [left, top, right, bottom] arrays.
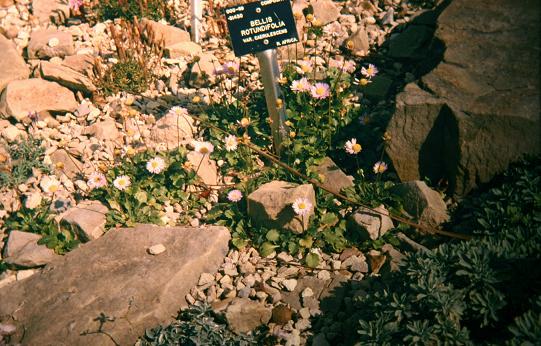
[[313, 157, 354, 194], [247, 181, 316, 234], [347, 205, 394, 240], [0, 35, 29, 93], [386, 0, 540, 196], [141, 19, 190, 47], [0, 224, 230, 346], [0, 79, 77, 121]]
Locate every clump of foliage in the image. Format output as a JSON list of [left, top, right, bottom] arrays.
[[89, 148, 208, 228], [318, 158, 541, 345], [0, 137, 51, 188], [3, 202, 79, 255], [96, 0, 175, 21], [139, 303, 261, 345], [94, 18, 163, 96]]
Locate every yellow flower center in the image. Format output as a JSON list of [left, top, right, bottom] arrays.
[[360, 78, 369, 86], [316, 87, 326, 96], [352, 143, 362, 153], [366, 67, 374, 75], [298, 203, 306, 209], [199, 147, 209, 154], [48, 185, 58, 193]]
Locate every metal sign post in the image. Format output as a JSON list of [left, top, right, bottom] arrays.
[[224, 0, 299, 155], [256, 49, 288, 154], [190, 0, 202, 43]]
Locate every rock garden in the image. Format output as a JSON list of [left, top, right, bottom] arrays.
[[0, 0, 539, 345]]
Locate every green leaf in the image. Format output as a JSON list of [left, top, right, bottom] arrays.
[[107, 199, 122, 212], [134, 191, 148, 203], [299, 236, 313, 249], [266, 229, 280, 242], [260, 242, 278, 257], [305, 253, 320, 268], [232, 237, 248, 250], [320, 212, 339, 226]]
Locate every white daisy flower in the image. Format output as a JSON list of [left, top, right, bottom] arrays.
[[146, 157, 166, 174], [227, 189, 243, 202], [361, 64, 378, 78], [113, 175, 131, 191], [344, 138, 362, 155], [168, 106, 189, 117], [40, 176, 61, 195], [193, 140, 214, 155], [87, 172, 107, 190], [224, 135, 238, 152], [292, 197, 313, 216], [373, 161, 388, 174]]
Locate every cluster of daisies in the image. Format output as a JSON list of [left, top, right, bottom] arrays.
[[354, 63, 379, 86], [344, 137, 388, 174]]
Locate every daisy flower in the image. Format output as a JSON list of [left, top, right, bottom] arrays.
[[217, 61, 239, 76], [329, 59, 356, 73], [292, 197, 313, 216], [295, 60, 313, 75], [344, 138, 362, 154], [361, 64, 378, 78], [373, 161, 388, 174], [168, 106, 189, 118], [87, 172, 107, 190], [291, 78, 311, 93], [224, 135, 238, 152], [146, 157, 166, 174], [237, 117, 251, 128], [113, 175, 131, 191], [40, 176, 61, 195], [310, 82, 331, 99], [227, 189, 243, 202], [193, 140, 214, 155], [69, 0, 83, 11]]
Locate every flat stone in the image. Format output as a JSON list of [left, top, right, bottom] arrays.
[[0, 35, 29, 92], [83, 118, 120, 142], [149, 111, 195, 149], [0, 79, 77, 122], [61, 200, 108, 242], [62, 54, 95, 74], [347, 204, 394, 240], [225, 297, 272, 334], [311, 0, 341, 25], [2, 231, 59, 268], [27, 29, 74, 59], [348, 27, 370, 55], [32, 0, 69, 24], [313, 157, 354, 194], [247, 181, 316, 234], [391, 180, 448, 227], [0, 224, 230, 345], [50, 148, 83, 179], [165, 41, 202, 58], [142, 19, 190, 47], [187, 151, 219, 186], [40, 61, 95, 94], [148, 243, 166, 255]]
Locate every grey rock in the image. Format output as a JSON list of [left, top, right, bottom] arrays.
[[142, 19, 190, 47], [347, 27, 370, 55], [27, 29, 74, 59], [40, 61, 95, 94], [225, 297, 272, 334], [0, 224, 230, 345], [0, 79, 77, 121], [83, 118, 120, 142], [32, 0, 69, 24], [347, 204, 394, 240], [386, 0, 540, 196], [61, 200, 108, 242], [388, 24, 434, 59], [2, 231, 59, 268], [0, 35, 29, 93], [50, 148, 83, 179], [392, 180, 448, 227], [313, 157, 354, 194], [149, 110, 195, 149], [311, 0, 341, 25], [247, 181, 316, 234], [363, 75, 393, 100]]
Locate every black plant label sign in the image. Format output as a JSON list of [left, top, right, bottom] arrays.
[[224, 0, 299, 57]]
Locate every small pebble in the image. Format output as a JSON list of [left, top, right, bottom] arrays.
[[148, 244, 166, 255]]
